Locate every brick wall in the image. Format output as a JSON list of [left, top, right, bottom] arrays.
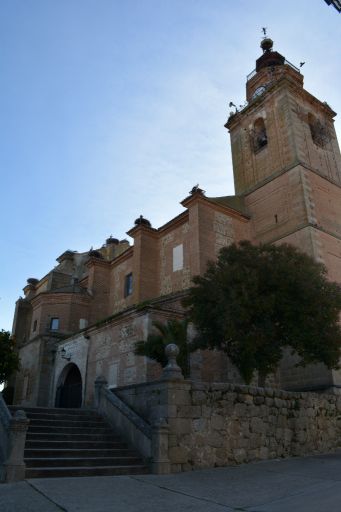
[[229, 90, 297, 194], [159, 221, 190, 296], [52, 336, 90, 407], [290, 92, 341, 186], [87, 260, 111, 323], [133, 229, 160, 302], [30, 293, 90, 338], [80, 311, 153, 406], [245, 167, 308, 244], [311, 174, 341, 237], [14, 339, 42, 406], [12, 298, 32, 346], [108, 255, 134, 314]]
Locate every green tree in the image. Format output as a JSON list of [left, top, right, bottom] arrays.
[[134, 319, 190, 377], [183, 241, 341, 384], [0, 330, 20, 385]]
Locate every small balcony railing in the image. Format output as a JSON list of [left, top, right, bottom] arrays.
[[246, 59, 300, 82]]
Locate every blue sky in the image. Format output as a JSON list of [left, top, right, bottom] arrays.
[[1, 0, 340, 331]]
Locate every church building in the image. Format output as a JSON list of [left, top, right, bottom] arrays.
[[11, 38, 341, 408]]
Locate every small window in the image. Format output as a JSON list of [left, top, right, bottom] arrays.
[[252, 117, 267, 152], [124, 273, 133, 297], [32, 319, 37, 332], [173, 244, 184, 272], [50, 317, 59, 330], [79, 318, 88, 330], [308, 113, 329, 148]]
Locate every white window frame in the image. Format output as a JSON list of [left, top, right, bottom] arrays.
[[173, 244, 184, 272]]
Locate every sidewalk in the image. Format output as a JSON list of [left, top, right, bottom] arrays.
[[1, 450, 340, 512]]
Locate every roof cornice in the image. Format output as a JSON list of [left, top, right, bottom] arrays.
[[182, 192, 249, 221]]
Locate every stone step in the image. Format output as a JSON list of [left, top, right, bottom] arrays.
[[28, 425, 113, 435], [10, 406, 149, 478], [24, 448, 138, 458], [28, 418, 105, 428], [25, 456, 143, 468], [15, 411, 102, 422], [25, 465, 149, 479], [26, 432, 120, 442], [25, 439, 127, 449], [10, 406, 97, 416]]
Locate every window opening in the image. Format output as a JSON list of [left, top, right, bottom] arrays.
[[79, 318, 88, 330], [124, 273, 133, 297], [173, 244, 184, 272], [308, 113, 329, 148], [252, 117, 268, 152], [50, 317, 59, 330]]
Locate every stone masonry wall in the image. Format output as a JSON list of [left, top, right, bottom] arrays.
[[177, 382, 341, 472], [115, 380, 341, 473]]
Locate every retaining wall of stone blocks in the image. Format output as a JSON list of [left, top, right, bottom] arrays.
[[114, 379, 341, 473]]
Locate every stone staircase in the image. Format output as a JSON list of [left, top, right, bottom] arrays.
[[9, 406, 149, 478]]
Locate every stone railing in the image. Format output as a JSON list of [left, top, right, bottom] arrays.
[[0, 393, 29, 482], [94, 377, 170, 474]]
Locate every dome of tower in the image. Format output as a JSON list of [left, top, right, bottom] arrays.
[[260, 38, 273, 52]]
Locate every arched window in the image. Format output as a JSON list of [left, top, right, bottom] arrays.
[[308, 113, 329, 148], [252, 117, 268, 152]]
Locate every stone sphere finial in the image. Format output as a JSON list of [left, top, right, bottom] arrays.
[[161, 343, 184, 381], [165, 343, 179, 359]]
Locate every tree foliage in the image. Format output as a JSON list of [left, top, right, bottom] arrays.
[[183, 241, 341, 384], [0, 330, 20, 385], [134, 319, 190, 377]]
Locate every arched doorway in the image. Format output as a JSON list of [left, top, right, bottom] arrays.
[[55, 363, 82, 408]]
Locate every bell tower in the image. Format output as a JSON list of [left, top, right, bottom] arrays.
[[226, 38, 341, 195], [225, 38, 341, 287], [225, 38, 341, 391]]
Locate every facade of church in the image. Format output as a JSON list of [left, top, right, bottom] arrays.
[[11, 39, 341, 408]]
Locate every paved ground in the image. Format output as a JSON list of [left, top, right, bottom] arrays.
[[1, 450, 340, 512]]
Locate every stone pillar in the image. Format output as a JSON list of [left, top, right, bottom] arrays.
[[94, 376, 107, 409], [151, 418, 170, 474], [4, 410, 30, 482], [157, 346, 192, 472]]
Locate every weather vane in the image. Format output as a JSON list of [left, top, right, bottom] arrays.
[[262, 27, 267, 36]]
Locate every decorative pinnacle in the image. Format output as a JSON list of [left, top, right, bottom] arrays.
[[161, 344, 184, 381], [165, 343, 179, 360]]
